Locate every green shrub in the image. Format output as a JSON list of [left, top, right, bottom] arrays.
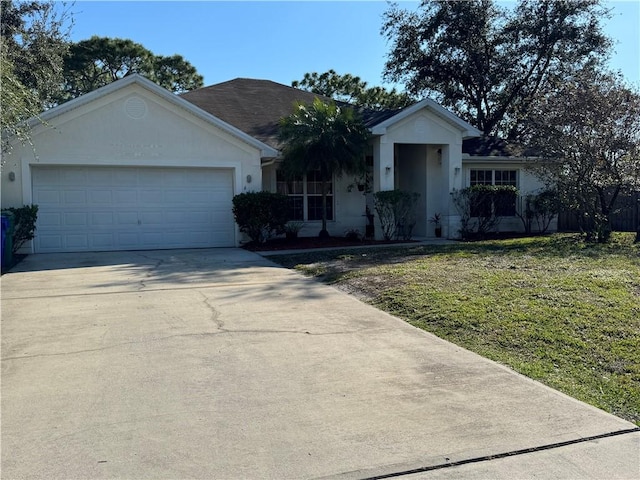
[[373, 190, 420, 240], [453, 186, 518, 238], [531, 189, 560, 233], [232, 192, 288, 243], [1, 204, 38, 253], [517, 189, 559, 234]]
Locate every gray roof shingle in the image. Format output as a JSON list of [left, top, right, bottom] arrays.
[[181, 78, 526, 158], [180, 78, 400, 150]]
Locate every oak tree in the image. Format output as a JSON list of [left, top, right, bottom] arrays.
[[382, 0, 612, 139], [1, 0, 71, 152], [525, 69, 640, 243]]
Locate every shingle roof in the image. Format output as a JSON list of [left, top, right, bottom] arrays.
[[180, 78, 399, 150], [462, 135, 538, 157], [182, 78, 525, 158]]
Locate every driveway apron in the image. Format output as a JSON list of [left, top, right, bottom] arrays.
[[2, 249, 638, 479]]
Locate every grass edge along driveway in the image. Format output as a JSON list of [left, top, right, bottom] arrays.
[[270, 233, 640, 426]]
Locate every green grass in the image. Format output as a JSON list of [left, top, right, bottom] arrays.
[[270, 233, 640, 425]]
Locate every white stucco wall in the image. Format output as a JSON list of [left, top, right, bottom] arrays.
[[372, 109, 467, 239], [461, 159, 556, 233], [1, 81, 266, 250], [2, 84, 263, 208], [261, 163, 367, 238]]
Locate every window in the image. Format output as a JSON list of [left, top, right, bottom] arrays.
[[469, 169, 518, 216], [276, 170, 333, 221], [494, 170, 517, 186], [470, 169, 493, 185], [470, 169, 517, 187]]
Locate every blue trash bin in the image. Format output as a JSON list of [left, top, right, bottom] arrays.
[[1, 214, 14, 269]]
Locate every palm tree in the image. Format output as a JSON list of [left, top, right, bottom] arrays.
[[279, 98, 370, 238]]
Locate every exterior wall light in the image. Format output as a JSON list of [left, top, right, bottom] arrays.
[[8, 172, 16, 182]]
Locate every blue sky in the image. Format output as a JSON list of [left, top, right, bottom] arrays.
[[69, 1, 640, 89]]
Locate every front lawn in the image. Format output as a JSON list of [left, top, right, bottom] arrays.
[[269, 233, 640, 425]]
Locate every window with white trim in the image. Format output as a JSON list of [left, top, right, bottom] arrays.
[[276, 170, 334, 221], [470, 169, 517, 187], [469, 169, 518, 216]]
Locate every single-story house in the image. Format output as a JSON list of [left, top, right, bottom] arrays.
[[1, 74, 550, 253]]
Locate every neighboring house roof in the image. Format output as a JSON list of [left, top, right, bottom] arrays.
[[181, 78, 480, 150], [28, 74, 279, 158]]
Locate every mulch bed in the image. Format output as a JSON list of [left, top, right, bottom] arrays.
[[242, 236, 418, 252]]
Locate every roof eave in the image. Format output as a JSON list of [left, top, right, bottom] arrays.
[[462, 155, 545, 163], [370, 98, 482, 138], [27, 74, 280, 159]]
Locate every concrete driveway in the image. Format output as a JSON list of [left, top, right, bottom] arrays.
[[2, 248, 638, 479]]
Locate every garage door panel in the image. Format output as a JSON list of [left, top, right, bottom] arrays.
[[162, 190, 188, 204], [110, 169, 134, 184], [87, 169, 114, 185], [187, 191, 213, 204], [184, 211, 210, 224], [63, 190, 88, 205], [32, 168, 59, 185], [116, 212, 139, 225], [32, 166, 235, 252], [116, 232, 140, 247], [92, 212, 114, 226], [60, 169, 87, 184], [38, 235, 62, 250], [34, 189, 61, 204], [92, 233, 115, 247], [113, 190, 138, 204], [38, 212, 63, 227], [138, 170, 165, 186], [165, 211, 209, 224], [65, 213, 88, 226], [139, 190, 163, 204], [66, 235, 88, 249], [141, 232, 163, 245], [138, 211, 163, 225], [90, 190, 113, 204]]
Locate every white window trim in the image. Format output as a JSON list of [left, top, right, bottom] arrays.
[[467, 168, 519, 217], [468, 168, 519, 188], [277, 171, 335, 222]]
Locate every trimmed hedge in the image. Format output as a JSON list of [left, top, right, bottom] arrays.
[[232, 192, 288, 243]]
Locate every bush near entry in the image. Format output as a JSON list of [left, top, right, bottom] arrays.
[[1, 204, 39, 254], [232, 192, 288, 243]]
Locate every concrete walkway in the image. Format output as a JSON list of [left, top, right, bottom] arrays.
[[1, 248, 638, 479]]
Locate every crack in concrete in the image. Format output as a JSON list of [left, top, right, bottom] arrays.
[[2, 328, 384, 362], [133, 252, 165, 291], [198, 291, 225, 331]]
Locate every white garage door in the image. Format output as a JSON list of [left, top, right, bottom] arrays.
[[32, 166, 235, 253]]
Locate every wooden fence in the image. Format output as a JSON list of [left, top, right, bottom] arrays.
[[557, 191, 640, 232]]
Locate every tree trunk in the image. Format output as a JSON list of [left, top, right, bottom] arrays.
[[319, 177, 329, 238], [636, 199, 640, 243]]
